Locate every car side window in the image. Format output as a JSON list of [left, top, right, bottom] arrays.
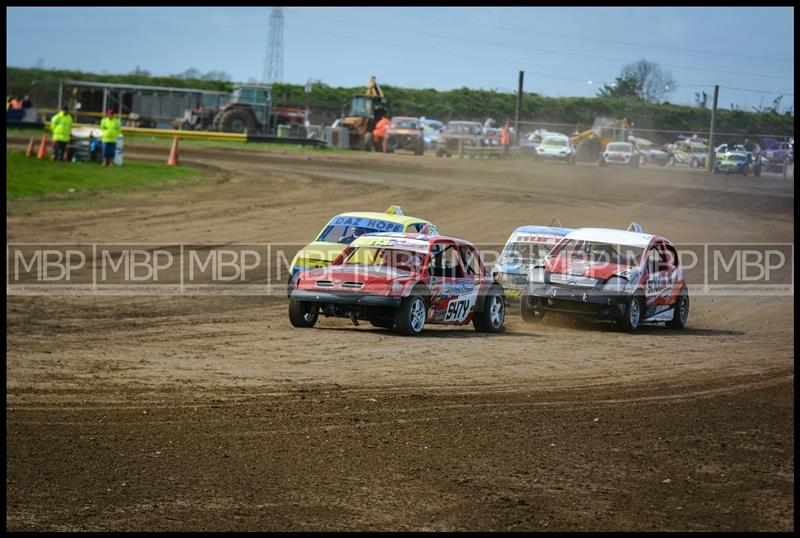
[[646, 246, 664, 274], [459, 246, 481, 276], [429, 244, 465, 279], [660, 243, 679, 269]]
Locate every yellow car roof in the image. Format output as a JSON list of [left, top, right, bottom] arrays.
[[335, 211, 432, 226]]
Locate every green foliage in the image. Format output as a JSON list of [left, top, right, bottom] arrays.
[[597, 76, 641, 100]]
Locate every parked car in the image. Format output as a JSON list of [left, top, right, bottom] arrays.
[[760, 138, 794, 172], [493, 225, 572, 300], [599, 141, 640, 168], [520, 226, 689, 332], [289, 232, 506, 335], [420, 118, 444, 150], [519, 129, 554, 156], [629, 136, 670, 166], [533, 134, 576, 164], [288, 206, 438, 294], [385, 116, 425, 155], [714, 151, 762, 177], [436, 121, 486, 157], [667, 141, 709, 168]]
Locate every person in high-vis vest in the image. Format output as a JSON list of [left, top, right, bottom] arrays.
[[50, 106, 73, 162], [100, 109, 122, 166]]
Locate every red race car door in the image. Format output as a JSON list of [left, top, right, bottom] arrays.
[[427, 241, 479, 324]]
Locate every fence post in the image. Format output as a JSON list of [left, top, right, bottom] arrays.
[[706, 84, 719, 171]]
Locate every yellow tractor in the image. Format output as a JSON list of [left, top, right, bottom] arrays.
[[340, 76, 390, 151], [571, 116, 632, 163]]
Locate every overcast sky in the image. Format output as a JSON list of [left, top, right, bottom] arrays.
[[6, 6, 795, 111]]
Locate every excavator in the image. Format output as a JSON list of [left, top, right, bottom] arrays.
[[340, 76, 390, 151], [570, 116, 632, 163]]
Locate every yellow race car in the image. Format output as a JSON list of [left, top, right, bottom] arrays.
[[287, 206, 438, 293]]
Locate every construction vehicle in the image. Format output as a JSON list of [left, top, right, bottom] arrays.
[[340, 76, 390, 150], [570, 116, 632, 163]]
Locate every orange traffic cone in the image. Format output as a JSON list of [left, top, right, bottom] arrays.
[[166, 136, 179, 166], [25, 136, 35, 157], [36, 134, 48, 160]]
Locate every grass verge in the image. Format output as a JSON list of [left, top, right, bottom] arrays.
[[6, 149, 209, 200]]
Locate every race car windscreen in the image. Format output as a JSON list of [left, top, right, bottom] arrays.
[[606, 143, 632, 152], [549, 239, 644, 268], [341, 247, 426, 273], [318, 220, 404, 244], [543, 137, 568, 147], [501, 242, 551, 266], [393, 118, 419, 129]]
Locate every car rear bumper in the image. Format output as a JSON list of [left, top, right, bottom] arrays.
[[291, 290, 402, 308]]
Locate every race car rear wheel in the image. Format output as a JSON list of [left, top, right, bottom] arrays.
[[473, 285, 505, 333], [395, 290, 427, 336], [520, 293, 543, 323], [666, 288, 689, 329], [617, 295, 643, 332], [288, 298, 318, 328]]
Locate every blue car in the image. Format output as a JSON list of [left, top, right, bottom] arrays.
[[714, 151, 762, 177], [492, 225, 572, 301]]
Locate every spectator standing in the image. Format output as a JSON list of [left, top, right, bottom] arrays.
[[500, 120, 511, 159], [372, 115, 391, 153], [22, 95, 33, 108], [50, 106, 73, 162], [100, 109, 122, 166]]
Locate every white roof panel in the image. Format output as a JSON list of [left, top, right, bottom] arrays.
[[566, 228, 654, 248]]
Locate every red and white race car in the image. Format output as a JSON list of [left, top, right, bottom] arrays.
[[521, 226, 689, 331], [288, 232, 505, 335]]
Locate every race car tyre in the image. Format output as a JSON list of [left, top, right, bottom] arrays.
[[575, 139, 601, 163], [667, 155, 676, 166], [630, 158, 639, 169], [520, 293, 543, 323], [436, 148, 444, 157], [666, 288, 689, 330], [369, 319, 395, 329], [395, 288, 428, 336], [690, 157, 699, 168], [658, 159, 667, 166], [288, 298, 318, 328], [568, 155, 576, 165], [617, 294, 643, 332], [415, 142, 424, 156], [599, 157, 608, 167], [754, 163, 762, 177], [473, 285, 505, 333], [639, 154, 647, 166], [742, 166, 749, 177]]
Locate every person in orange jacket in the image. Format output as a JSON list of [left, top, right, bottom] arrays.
[[372, 115, 392, 152], [500, 119, 511, 159]]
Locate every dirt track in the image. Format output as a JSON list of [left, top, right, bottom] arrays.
[[6, 143, 794, 530]]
